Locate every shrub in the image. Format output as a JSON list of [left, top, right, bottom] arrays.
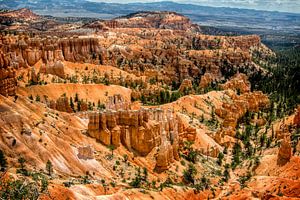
[[238, 172, 251, 188], [35, 95, 40, 102], [0, 172, 48, 199], [183, 164, 197, 185], [17, 157, 28, 176], [217, 152, 224, 166]]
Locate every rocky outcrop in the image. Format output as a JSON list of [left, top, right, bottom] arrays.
[[49, 95, 73, 113], [191, 35, 260, 51], [178, 79, 193, 94], [214, 75, 264, 142], [39, 61, 65, 79], [80, 101, 88, 112], [77, 145, 94, 160], [114, 11, 198, 31], [0, 67, 16, 97], [216, 91, 269, 122], [215, 90, 269, 140], [155, 136, 176, 172], [187, 48, 254, 88], [0, 34, 100, 96], [106, 94, 130, 111], [0, 35, 100, 69], [214, 129, 236, 148], [89, 109, 156, 153], [220, 73, 251, 93], [198, 145, 220, 158], [29, 67, 39, 84], [277, 135, 292, 165], [225, 35, 261, 50], [85, 11, 198, 31], [187, 48, 251, 70], [199, 73, 215, 88], [88, 108, 180, 170], [0, 8, 40, 22]]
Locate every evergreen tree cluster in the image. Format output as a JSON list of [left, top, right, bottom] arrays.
[[250, 47, 300, 114]]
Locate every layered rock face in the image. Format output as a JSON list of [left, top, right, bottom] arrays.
[[88, 108, 180, 170], [0, 67, 16, 97], [0, 34, 100, 96], [0, 35, 99, 68]]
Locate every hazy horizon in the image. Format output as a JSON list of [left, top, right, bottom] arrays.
[[88, 0, 300, 13]]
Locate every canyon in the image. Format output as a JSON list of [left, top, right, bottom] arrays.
[[0, 8, 299, 200]]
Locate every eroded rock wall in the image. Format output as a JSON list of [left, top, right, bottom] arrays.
[[0, 26, 263, 97], [88, 108, 181, 171], [49, 95, 73, 113], [0, 67, 16, 96], [0, 35, 100, 96]]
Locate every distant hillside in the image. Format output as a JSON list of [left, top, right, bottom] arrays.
[[0, 0, 299, 33], [1, 0, 300, 49], [0, 8, 39, 21]]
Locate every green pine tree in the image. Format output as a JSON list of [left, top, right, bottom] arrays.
[[0, 150, 8, 171], [70, 97, 75, 112], [46, 160, 53, 176]]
